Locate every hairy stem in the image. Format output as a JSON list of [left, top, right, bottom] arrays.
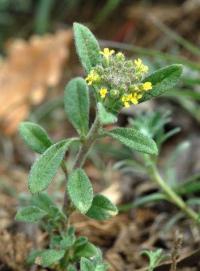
[[73, 115, 100, 168], [145, 156, 200, 225], [62, 114, 100, 216], [60, 115, 101, 268]]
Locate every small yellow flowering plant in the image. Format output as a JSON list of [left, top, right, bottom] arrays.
[[16, 23, 182, 271], [85, 48, 152, 110]]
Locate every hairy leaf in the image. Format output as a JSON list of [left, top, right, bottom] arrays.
[[74, 236, 88, 248], [106, 127, 158, 155], [73, 22, 101, 72], [60, 227, 76, 249], [86, 194, 118, 220], [29, 139, 75, 193], [19, 122, 52, 153], [68, 264, 77, 271], [15, 206, 47, 223], [31, 192, 64, 219], [97, 103, 117, 125], [140, 64, 183, 103], [33, 249, 65, 267], [74, 242, 98, 260], [64, 77, 89, 136], [68, 169, 93, 214], [80, 257, 95, 271]]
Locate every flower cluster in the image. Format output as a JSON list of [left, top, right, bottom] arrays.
[[85, 48, 152, 109]]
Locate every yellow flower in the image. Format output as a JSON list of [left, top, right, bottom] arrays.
[[131, 93, 142, 104], [134, 58, 149, 74], [142, 82, 152, 91], [99, 87, 108, 98], [121, 95, 129, 107], [134, 58, 142, 67], [127, 94, 132, 100], [85, 70, 100, 85], [121, 95, 126, 102], [121, 92, 143, 107], [100, 48, 115, 60], [121, 94, 131, 107], [124, 102, 130, 108]]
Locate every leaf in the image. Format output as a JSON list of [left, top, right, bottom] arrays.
[[133, 193, 167, 208], [68, 264, 77, 271], [67, 169, 93, 214], [31, 192, 56, 212], [33, 249, 65, 267], [31, 192, 64, 219], [15, 206, 47, 223], [73, 22, 101, 72], [175, 174, 200, 195], [95, 264, 108, 271], [90, 248, 104, 266], [64, 77, 89, 136], [29, 139, 75, 193], [74, 242, 98, 260], [140, 64, 183, 103], [0, 30, 72, 135], [60, 227, 76, 249], [19, 122, 52, 153], [74, 236, 88, 248], [106, 127, 158, 155], [81, 257, 95, 271], [97, 103, 117, 125], [141, 249, 165, 271], [86, 194, 118, 220]]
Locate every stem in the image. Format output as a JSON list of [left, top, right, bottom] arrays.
[[73, 115, 100, 168], [62, 114, 101, 215], [60, 115, 101, 268], [145, 156, 200, 225]]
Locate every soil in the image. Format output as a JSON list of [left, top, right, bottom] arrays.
[[0, 1, 200, 270]]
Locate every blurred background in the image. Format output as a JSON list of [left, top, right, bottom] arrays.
[[0, 0, 200, 270]]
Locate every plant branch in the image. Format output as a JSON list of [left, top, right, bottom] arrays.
[[145, 156, 200, 225]]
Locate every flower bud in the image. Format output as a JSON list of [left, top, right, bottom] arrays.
[[116, 52, 125, 61], [110, 89, 119, 97]]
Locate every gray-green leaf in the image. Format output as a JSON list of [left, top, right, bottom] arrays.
[[64, 77, 89, 136], [15, 206, 47, 223], [31, 193, 64, 219], [97, 103, 117, 125], [31, 192, 57, 213], [73, 22, 101, 72], [106, 127, 158, 155], [74, 242, 98, 259], [81, 257, 95, 271], [68, 264, 77, 271], [67, 168, 93, 214], [140, 64, 183, 103], [34, 249, 65, 267], [29, 139, 75, 193], [86, 194, 118, 220], [19, 122, 52, 154]]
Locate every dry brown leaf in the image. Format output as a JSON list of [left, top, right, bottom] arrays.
[[0, 29, 72, 135]]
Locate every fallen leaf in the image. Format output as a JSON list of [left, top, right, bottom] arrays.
[[0, 29, 72, 135]]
